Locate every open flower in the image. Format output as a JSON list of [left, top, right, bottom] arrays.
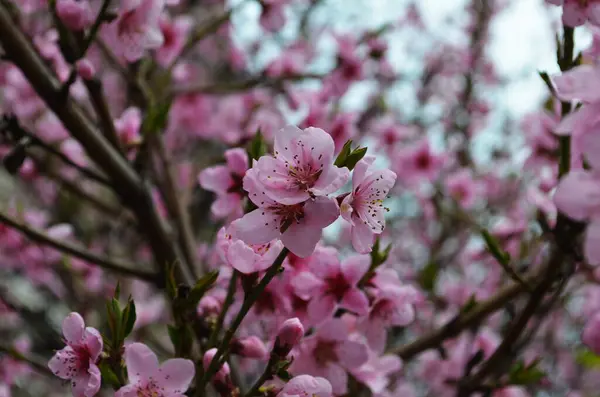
[[292, 318, 369, 395], [341, 156, 396, 254], [256, 125, 349, 205], [115, 343, 195, 397], [231, 167, 340, 258], [103, 0, 165, 62], [292, 250, 370, 325], [276, 375, 332, 397], [48, 313, 102, 397]]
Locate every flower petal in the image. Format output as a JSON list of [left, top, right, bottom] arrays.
[[231, 209, 280, 246], [340, 288, 369, 315], [125, 343, 159, 384], [337, 340, 369, 369], [48, 346, 77, 380], [156, 358, 195, 394], [62, 312, 85, 345]]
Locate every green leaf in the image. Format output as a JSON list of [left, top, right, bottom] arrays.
[[166, 262, 178, 299], [247, 129, 268, 162], [460, 295, 478, 314], [508, 359, 545, 386], [113, 282, 121, 299], [121, 298, 137, 339], [167, 325, 180, 350], [142, 101, 172, 136], [418, 261, 439, 292], [576, 349, 600, 369], [345, 146, 368, 170], [188, 270, 219, 307], [334, 140, 353, 167], [277, 369, 293, 382], [98, 361, 121, 388], [481, 230, 510, 266]]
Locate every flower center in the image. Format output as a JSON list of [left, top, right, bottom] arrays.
[[314, 341, 339, 367], [325, 272, 351, 302], [269, 203, 305, 233]]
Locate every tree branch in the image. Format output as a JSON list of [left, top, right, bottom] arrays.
[[0, 211, 159, 283], [0, 4, 191, 286]]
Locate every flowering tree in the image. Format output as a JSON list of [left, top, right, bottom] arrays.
[[1, 0, 599, 396]]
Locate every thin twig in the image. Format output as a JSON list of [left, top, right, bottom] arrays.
[[390, 267, 543, 360], [0, 211, 158, 283], [0, 342, 53, 377], [198, 248, 289, 393]]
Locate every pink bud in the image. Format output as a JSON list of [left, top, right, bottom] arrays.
[[583, 312, 600, 354], [75, 59, 95, 80], [203, 348, 231, 382], [274, 317, 304, 356], [232, 336, 268, 359], [56, 0, 92, 31], [198, 296, 221, 317]]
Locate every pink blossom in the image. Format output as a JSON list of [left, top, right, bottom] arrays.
[[260, 0, 287, 32], [75, 59, 95, 80], [276, 375, 332, 397], [292, 318, 369, 395], [216, 227, 284, 274], [103, 0, 165, 62], [255, 125, 349, 205], [351, 354, 402, 394], [340, 156, 396, 254], [292, 249, 370, 324], [231, 167, 340, 258], [156, 15, 193, 67], [583, 312, 600, 354], [116, 343, 195, 397], [553, 170, 600, 264], [203, 348, 230, 383], [547, 0, 600, 27], [394, 138, 444, 184], [274, 317, 304, 356], [445, 169, 478, 208], [199, 148, 248, 219], [358, 285, 418, 352], [48, 313, 102, 397], [56, 0, 92, 31], [231, 336, 268, 359], [115, 107, 143, 148]]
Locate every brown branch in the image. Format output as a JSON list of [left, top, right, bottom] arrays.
[[170, 73, 325, 96], [0, 211, 159, 283], [390, 268, 543, 360], [152, 136, 199, 279], [0, 342, 53, 377], [0, 4, 192, 286]]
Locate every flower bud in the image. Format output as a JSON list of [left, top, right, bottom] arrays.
[[232, 336, 268, 359], [56, 0, 92, 31], [274, 318, 304, 357], [203, 348, 234, 396], [583, 312, 600, 354], [76, 59, 95, 80], [203, 348, 231, 382]]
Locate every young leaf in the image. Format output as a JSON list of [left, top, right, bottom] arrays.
[[121, 298, 137, 339], [188, 270, 219, 307], [334, 140, 353, 167], [418, 261, 439, 292], [98, 361, 121, 388]]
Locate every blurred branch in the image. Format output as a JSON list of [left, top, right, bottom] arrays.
[[391, 266, 543, 360], [0, 4, 192, 286], [0, 342, 53, 377], [171, 73, 325, 96], [1, 115, 112, 187], [0, 211, 159, 283]]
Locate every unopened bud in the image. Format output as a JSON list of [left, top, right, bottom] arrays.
[[56, 0, 92, 31], [76, 59, 95, 80], [274, 318, 304, 357], [203, 348, 234, 396], [232, 336, 268, 359], [203, 348, 231, 381]]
